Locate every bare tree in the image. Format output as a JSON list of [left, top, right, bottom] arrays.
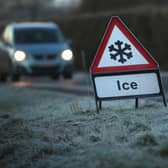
[[0, 0, 53, 22], [79, 0, 168, 13]]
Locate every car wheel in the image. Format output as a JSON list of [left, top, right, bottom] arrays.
[[63, 72, 73, 79], [0, 74, 8, 82], [12, 74, 20, 81], [51, 74, 60, 80]]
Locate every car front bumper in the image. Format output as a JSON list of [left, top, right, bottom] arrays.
[[14, 62, 73, 76]]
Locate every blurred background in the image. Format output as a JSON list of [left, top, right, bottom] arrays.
[[0, 0, 168, 71]]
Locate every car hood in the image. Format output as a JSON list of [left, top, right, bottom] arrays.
[[14, 43, 69, 54]]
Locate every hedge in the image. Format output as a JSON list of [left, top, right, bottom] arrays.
[[53, 12, 168, 71]]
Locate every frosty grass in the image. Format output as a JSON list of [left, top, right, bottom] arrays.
[[0, 84, 168, 168]]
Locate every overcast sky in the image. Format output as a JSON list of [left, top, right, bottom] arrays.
[[52, 0, 81, 8]]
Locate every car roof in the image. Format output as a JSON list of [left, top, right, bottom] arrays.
[[9, 22, 59, 30]]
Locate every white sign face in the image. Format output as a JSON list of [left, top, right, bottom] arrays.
[[98, 25, 149, 68], [94, 73, 160, 98]]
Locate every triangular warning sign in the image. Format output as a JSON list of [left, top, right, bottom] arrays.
[[91, 17, 158, 74]]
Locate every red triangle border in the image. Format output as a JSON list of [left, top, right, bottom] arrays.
[[90, 17, 158, 74]]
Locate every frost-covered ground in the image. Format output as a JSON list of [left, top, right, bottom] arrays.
[[0, 83, 168, 168]]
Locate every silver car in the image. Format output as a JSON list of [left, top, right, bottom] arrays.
[[0, 22, 74, 81]]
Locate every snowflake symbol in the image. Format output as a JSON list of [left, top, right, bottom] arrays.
[[108, 40, 133, 64]]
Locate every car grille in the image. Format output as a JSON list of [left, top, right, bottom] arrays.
[[31, 65, 59, 75], [33, 54, 56, 60]]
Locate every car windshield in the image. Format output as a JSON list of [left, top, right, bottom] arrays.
[[14, 28, 65, 44]]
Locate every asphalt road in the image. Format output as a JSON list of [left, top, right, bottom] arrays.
[[8, 71, 168, 99], [11, 72, 93, 96]]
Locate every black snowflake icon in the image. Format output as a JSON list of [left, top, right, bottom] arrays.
[[108, 40, 133, 64]]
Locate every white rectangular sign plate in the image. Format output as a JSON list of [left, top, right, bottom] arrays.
[[94, 73, 160, 98]]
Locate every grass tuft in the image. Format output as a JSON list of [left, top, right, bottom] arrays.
[[0, 114, 10, 119], [135, 133, 158, 146], [0, 144, 17, 160], [159, 143, 168, 157]]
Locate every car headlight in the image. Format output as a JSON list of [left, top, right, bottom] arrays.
[[61, 49, 73, 61], [14, 50, 26, 62]]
